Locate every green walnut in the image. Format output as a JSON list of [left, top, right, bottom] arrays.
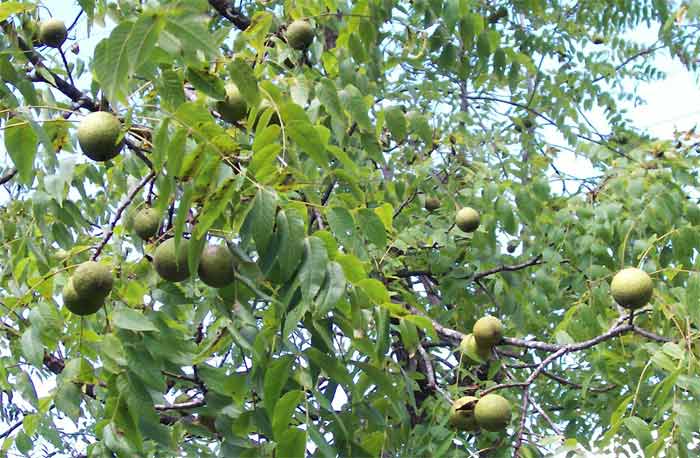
[[76, 112, 123, 161], [474, 394, 512, 432], [198, 244, 235, 288], [592, 34, 606, 44], [473, 316, 503, 348], [72, 261, 114, 300], [286, 20, 315, 50], [153, 238, 191, 282], [448, 396, 479, 431], [455, 207, 480, 233], [425, 197, 440, 212], [62, 278, 105, 316], [133, 207, 161, 241], [216, 83, 247, 124], [459, 333, 491, 363], [38, 19, 67, 48], [610, 267, 653, 309]]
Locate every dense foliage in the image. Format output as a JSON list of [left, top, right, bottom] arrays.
[[1, 0, 700, 456]]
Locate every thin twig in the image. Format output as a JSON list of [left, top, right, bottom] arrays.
[[92, 171, 156, 260], [0, 168, 18, 185], [0, 419, 22, 439], [154, 398, 206, 411]]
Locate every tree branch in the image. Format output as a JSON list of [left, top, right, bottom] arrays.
[[0, 168, 18, 186], [208, 0, 251, 30], [92, 171, 156, 260], [0, 419, 22, 439], [154, 398, 206, 411], [472, 255, 544, 281]]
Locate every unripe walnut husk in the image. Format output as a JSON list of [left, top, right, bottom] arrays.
[[474, 394, 512, 432], [455, 207, 480, 233], [38, 19, 67, 48], [610, 267, 653, 309], [448, 396, 479, 431], [154, 238, 191, 282]]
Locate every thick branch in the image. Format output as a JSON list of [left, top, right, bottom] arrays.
[[92, 171, 156, 260], [416, 344, 437, 391], [6, 28, 98, 112], [208, 0, 251, 30]]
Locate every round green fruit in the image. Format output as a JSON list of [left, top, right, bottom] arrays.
[[198, 244, 235, 288], [459, 333, 491, 363], [72, 261, 114, 300], [62, 278, 104, 316], [610, 267, 653, 309], [474, 394, 512, 432], [425, 197, 440, 212], [473, 316, 503, 348], [133, 207, 161, 241], [77, 112, 123, 161], [286, 20, 315, 50], [38, 19, 67, 48], [448, 396, 478, 431], [455, 207, 480, 233], [154, 238, 191, 282], [216, 83, 247, 124]]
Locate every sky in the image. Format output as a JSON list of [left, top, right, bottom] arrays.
[[5, 1, 700, 456]]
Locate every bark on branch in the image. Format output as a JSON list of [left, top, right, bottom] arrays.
[[91, 171, 156, 260], [208, 0, 251, 30]]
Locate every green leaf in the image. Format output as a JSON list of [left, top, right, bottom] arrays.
[[127, 13, 163, 73], [164, 16, 219, 60], [193, 178, 238, 239], [229, 58, 260, 108], [327, 206, 357, 247], [316, 262, 346, 315], [93, 21, 133, 103], [623, 416, 653, 449], [306, 347, 352, 386], [4, 117, 37, 184], [385, 107, 407, 142], [343, 85, 371, 131], [112, 308, 158, 332], [276, 209, 305, 281], [246, 188, 278, 255], [263, 355, 294, 415], [316, 79, 345, 121], [357, 278, 390, 305], [287, 121, 329, 167], [476, 30, 492, 58], [276, 427, 306, 458], [272, 390, 304, 440], [54, 382, 81, 422], [357, 209, 387, 248], [298, 237, 329, 302], [186, 67, 225, 99], [686, 273, 700, 326], [0, 2, 35, 21], [174, 183, 193, 245], [20, 327, 43, 367], [335, 254, 366, 283]]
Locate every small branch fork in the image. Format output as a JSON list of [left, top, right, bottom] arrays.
[[91, 171, 156, 260], [411, 300, 670, 456]]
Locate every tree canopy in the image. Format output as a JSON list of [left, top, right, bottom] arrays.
[[0, 0, 699, 456]]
